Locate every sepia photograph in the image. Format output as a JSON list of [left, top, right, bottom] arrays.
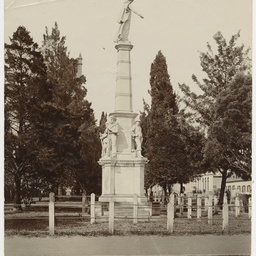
[[2, 0, 253, 255]]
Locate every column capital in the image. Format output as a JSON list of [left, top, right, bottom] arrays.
[[115, 42, 133, 51], [110, 112, 137, 119]]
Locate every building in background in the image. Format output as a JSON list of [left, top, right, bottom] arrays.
[[226, 174, 251, 199], [172, 172, 222, 195], [147, 170, 252, 204]]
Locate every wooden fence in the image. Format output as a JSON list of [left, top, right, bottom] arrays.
[[47, 192, 251, 235]]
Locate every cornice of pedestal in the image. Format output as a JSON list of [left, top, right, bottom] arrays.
[[109, 112, 138, 119], [115, 41, 133, 51], [98, 157, 117, 166], [98, 156, 148, 167]]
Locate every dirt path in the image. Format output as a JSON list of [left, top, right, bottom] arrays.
[[4, 234, 251, 256]]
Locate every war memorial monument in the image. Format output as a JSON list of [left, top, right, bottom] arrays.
[[98, 0, 148, 204]]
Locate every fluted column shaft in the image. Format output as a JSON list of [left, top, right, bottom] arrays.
[[114, 42, 133, 112]]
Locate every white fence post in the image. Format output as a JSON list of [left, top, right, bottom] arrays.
[[235, 196, 240, 217], [248, 197, 251, 219], [82, 193, 86, 215], [109, 198, 114, 234], [187, 196, 192, 219], [177, 194, 181, 214], [222, 201, 229, 231], [167, 193, 174, 233], [90, 193, 95, 224], [204, 196, 209, 212], [224, 194, 227, 204], [240, 199, 244, 212], [214, 195, 218, 214], [49, 192, 55, 236], [180, 194, 184, 215], [208, 195, 213, 225], [197, 194, 201, 220], [214, 195, 218, 206], [133, 194, 138, 224]]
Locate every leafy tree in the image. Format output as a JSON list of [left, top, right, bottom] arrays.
[[174, 112, 206, 193], [35, 22, 101, 194], [215, 74, 251, 175], [204, 73, 251, 201], [4, 26, 48, 209], [179, 31, 251, 205], [142, 104, 205, 196]]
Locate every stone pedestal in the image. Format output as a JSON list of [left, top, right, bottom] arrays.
[[99, 41, 148, 203], [99, 157, 148, 203]]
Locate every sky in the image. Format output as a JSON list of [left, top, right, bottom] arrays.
[[3, 0, 252, 122]]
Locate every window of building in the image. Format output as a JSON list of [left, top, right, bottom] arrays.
[[242, 185, 246, 193], [232, 185, 235, 190], [237, 186, 241, 192], [247, 185, 251, 193], [228, 186, 231, 191]]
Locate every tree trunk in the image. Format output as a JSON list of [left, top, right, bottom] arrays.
[[168, 184, 173, 195], [180, 182, 183, 194], [14, 177, 22, 211], [58, 184, 62, 196], [218, 168, 228, 206], [161, 184, 166, 206]]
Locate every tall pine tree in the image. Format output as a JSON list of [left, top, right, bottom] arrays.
[[5, 26, 48, 209], [35, 23, 101, 194]]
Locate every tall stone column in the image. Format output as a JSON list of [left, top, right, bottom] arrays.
[[110, 41, 137, 159], [98, 41, 148, 203], [114, 42, 133, 113]]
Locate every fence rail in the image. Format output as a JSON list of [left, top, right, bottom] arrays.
[[5, 192, 251, 236], [47, 193, 251, 235]]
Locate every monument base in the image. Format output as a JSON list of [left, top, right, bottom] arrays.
[[98, 155, 148, 203], [99, 194, 148, 203]]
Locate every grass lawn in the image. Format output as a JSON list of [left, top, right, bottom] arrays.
[[5, 207, 251, 237]]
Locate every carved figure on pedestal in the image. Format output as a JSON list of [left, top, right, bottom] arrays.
[[130, 118, 143, 157], [106, 116, 118, 157], [100, 128, 109, 158], [114, 0, 144, 43]]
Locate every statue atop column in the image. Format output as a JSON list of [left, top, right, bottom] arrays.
[[130, 116, 143, 157], [114, 0, 144, 43]]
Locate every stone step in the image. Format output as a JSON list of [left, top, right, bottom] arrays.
[[103, 205, 150, 217], [104, 212, 149, 217]]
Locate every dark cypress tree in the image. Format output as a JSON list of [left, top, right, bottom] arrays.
[[144, 51, 205, 197], [99, 112, 108, 133], [145, 51, 180, 192]]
